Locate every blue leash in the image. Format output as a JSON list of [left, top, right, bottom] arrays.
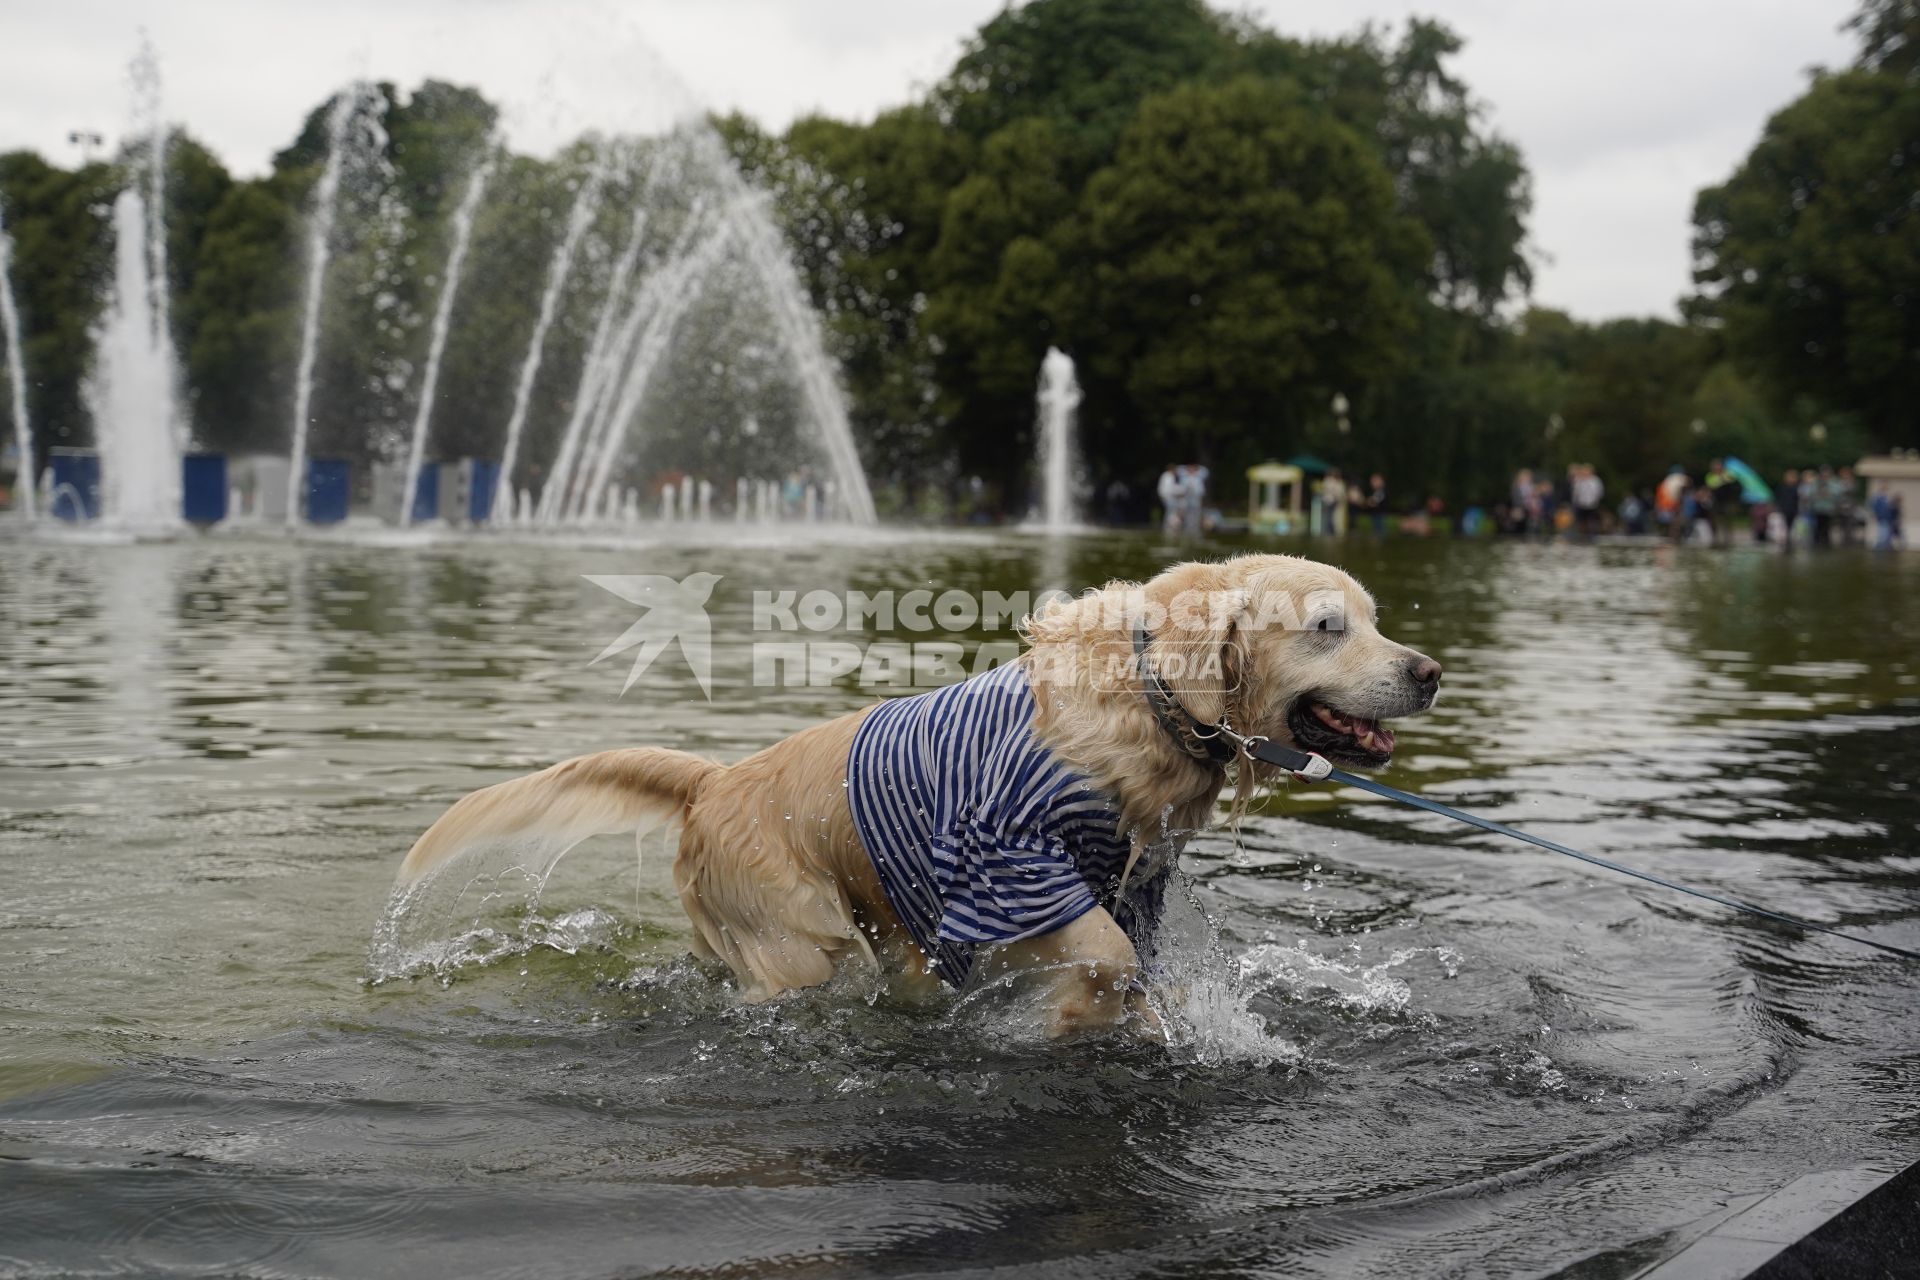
[[1237, 734, 1920, 963], [1128, 622, 1916, 961]]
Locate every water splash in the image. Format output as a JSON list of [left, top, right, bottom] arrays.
[[399, 143, 498, 524], [0, 208, 30, 519], [494, 154, 608, 521], [1236, 940, 1461, 1020], [1034, 347, 1081, 530], [285, 85, 366, 525], [1144, 875, 1303, 1065]]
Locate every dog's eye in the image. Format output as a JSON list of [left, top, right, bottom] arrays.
[[1316, 618, 1330, 632]]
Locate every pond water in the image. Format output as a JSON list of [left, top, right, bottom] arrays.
[[1, 529, 1915, 1277]]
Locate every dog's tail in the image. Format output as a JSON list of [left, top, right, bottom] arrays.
[[399, 748, 722, 884]]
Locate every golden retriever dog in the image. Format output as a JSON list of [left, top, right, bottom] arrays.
[[398, 553, 1441, 1035]]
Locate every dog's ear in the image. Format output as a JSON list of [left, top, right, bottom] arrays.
[[1145, 563, 1248, 728]]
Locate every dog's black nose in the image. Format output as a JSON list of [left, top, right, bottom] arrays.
[[1409, 655, 1442, 686]]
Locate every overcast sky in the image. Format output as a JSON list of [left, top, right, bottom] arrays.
[[0, 0, 1858, 320]]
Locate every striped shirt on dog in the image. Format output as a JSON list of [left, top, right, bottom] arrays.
[[845, 658, 1167, 989]]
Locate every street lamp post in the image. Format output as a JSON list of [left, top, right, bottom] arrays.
[[67, 130, 105, 165]]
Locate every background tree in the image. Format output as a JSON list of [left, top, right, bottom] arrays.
[[0, 153, 117, 461], [1064, 76, 1429, 481], [1692, 10, 1919, 451]]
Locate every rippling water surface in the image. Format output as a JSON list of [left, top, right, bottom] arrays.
[[1, 529, 1915, 1278]]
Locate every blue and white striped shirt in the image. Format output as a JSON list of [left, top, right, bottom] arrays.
[[845, 659, 1167, 989]]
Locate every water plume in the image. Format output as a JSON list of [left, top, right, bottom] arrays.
[[495, 153, 608, 521], [1034, 347, 1081, 529], [0, 210, 30, 519], [285, 85, 367, 525], [400, 141, 499, 523]]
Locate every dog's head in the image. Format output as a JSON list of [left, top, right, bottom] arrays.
[[1140, 554, 1441, 770]]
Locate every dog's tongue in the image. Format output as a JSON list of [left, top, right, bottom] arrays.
[[1356, 720, 1395, 754], [1313, 703, 1395, 755]]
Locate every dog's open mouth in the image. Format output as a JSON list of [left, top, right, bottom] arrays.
[[1287, 697, 1397, 768]]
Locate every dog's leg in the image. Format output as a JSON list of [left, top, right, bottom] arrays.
[[673, 796, 875, 1003], [984, 908, 1150, 1038]]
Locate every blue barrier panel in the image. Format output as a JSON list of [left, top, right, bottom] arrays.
[[410, 463, 439, 524], [469, 460, 500, 523], [49, 451, 100, 521], [182, 454, 228, 525], [306, 459, 351, 524]]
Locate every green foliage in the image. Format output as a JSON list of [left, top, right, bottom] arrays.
[[935, 0, 1229, 168], [1692, 44, 1919, 449], [1847, 0, 1920, 77], [177, 178, 300, 450], [772, 0, 1537, 506], [1066, 76, 1427, 471], [0, 152, 118, 458]]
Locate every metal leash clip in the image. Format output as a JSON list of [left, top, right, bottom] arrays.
[[1213, 722, 1333, 782]]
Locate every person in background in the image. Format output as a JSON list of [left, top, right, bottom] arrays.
[[1366, 472, 1388, 535], [1837, 467, 1860, 546], [1320, 469, 1344, 534], [1704, 459, 1738, 547], [1512, 468, 1537, 535], [1535, 478, 1558, 537], [1185, 463, 1210, 534], [1571, 464, 1605, 540], [1776, 469, 1801, 546], [1810, 465, 1837, 545], [1156, 464, 1185, 533], [1656, 467, 1688, 541], [1870, 481, 1896, 550], [1104, 478, 1131, 526], [1618, 490, 1649, 536], [1891, 492, 1906, 549]]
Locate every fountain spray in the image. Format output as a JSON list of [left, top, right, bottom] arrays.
[[400, 141, 498, 523], [286, 85, 364, 526], [0, 210, 31, 519], [494, 153, 608, 523], [87, 38, 185, 530], [693, 128, 875, 525], [575, 216, 733, 521], [1035, 347, 1081, 530], [533, 145, 686, 524]]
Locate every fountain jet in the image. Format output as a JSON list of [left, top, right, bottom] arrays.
[[90, 190, 182, 529], [575, 218, 732, 520], [0, 210, 31, 519], [548, 198, 709, 522], [286, 85, 366, 525], [400, 143, 497, 524], [86, 40, 185, 531], [1034, 347, 1081, 530], [697, 129, 875, 524], [494, 154, 609, 526]]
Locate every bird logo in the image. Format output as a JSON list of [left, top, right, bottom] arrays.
[[583, 572, 722, 700]]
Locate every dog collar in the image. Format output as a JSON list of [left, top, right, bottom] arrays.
[[1132, 622, 1238, 768]]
